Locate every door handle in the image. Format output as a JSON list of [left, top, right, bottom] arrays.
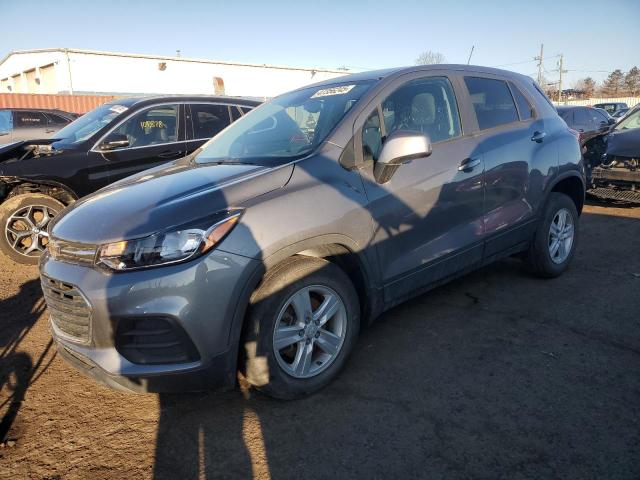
[[458, 157, 481, 172], [158, 150, 184, 159], [45, 128, 56, 133], [531, 130, 547, 142]]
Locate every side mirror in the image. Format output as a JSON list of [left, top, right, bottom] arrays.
[[608, 117, 617, 125], [374, 130, 432, 183], [99, 133, 129, 151]]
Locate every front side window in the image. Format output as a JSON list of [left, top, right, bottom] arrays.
[[189, 104, 230, 140], [558, 109, 574, 125], [574, 108, 592, 126], [465, 77, 519, 130], [46, 113, 71, 125], [114, 105, 179, 148], [591, 109, 609, 124], [195, 80, 374, 165], [380, 76, 461, 143], [362, 110, 382, 162]]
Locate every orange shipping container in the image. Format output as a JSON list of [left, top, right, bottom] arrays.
[[0, 93, 118, 114]]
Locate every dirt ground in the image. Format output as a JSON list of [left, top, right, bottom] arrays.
[[1, 202, 639, 479]]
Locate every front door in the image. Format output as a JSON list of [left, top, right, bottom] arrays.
[[93, 103, 186, 184], [357, 74, 485, 303]]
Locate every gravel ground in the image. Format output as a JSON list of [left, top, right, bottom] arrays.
[[1, 202, 639, 479]]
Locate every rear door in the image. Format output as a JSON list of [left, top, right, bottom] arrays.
[[462, 75, 546, 257], [93, 103, 186, 184], [184, 103, 236, 154]]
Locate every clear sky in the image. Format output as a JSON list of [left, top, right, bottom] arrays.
[[0, 0, 638, 86]]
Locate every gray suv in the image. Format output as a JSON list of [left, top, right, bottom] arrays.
[[41, 65, 585, 398]]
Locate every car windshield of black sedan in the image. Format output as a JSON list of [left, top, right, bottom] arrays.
[[195, 80, 374, 164], [614, 107, 640, 131], [52, 103, 129, 147]]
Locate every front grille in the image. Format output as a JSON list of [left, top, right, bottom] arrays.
[[48, 237, 97, 266], [588, 187, 640, 205], [41, 276, 91, 343]]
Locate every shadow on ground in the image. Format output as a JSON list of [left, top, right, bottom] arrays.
[[152, 208, 640, 479], [0, 278, 55, 444]]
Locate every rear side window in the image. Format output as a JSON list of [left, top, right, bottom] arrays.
[[509, 83, 533, 120], [464, 77, 519, 130], [13, 110, 47, 127], [0, 110, 12, 133], [189, 104, 231, 140], [230, 106, 243, 122], [533, 82, 554, 107]]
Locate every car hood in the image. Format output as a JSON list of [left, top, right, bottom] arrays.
[[604, 128, 640, 158], [51, 158, 294, 244], [0, 138, 78, 166]]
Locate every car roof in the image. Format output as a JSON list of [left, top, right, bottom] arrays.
[[293, 64, 535, 92], [103, 95, 262, 109]]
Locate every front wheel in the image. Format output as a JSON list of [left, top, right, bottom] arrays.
[[0, 193, 64, 265], [241, 256, 360, 399], [525, 192, 579, 278]]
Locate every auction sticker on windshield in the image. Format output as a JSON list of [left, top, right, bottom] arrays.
[[311, 85, 356, 98], [109, 105, 129, 114]]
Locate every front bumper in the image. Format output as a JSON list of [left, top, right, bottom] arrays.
[[40, 249, 259, 392]]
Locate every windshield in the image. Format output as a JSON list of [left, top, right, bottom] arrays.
[[195, 80, 374, 164], [52, 103, 130, 147], [614, 107, 640, 131]]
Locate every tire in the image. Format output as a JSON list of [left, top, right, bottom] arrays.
[[241, 255, 360, 399], [0, 193, 65, 265], [525, 192, 579, 278]]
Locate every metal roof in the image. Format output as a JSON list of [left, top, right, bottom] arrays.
[[0, 48, 351, 74]]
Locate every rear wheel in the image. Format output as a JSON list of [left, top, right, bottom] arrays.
[[241, 256, 360, 399], [0, 194, 64, 265], [525, 192, 579, 278]]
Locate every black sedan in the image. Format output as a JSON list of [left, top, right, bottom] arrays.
[[556, 105, 616, 145], [0, 95, 260, 264]]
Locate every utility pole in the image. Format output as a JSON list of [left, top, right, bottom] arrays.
[[557, 54, 567, 102], [535, 44, 544, 85]]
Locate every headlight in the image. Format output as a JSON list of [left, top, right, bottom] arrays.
[[97, 211, 241, 271]]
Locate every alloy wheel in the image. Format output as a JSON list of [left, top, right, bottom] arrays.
[[4, 205, 56, 258], [272, 285, 347, 379], [548, 207, 574, 264]]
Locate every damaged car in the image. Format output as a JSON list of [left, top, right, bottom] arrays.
[[0, 96, 260, 264], [585, 104, 640, 204]]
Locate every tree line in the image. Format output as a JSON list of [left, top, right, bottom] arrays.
[[574, 67, 639, 98]]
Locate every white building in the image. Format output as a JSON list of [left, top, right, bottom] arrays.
[[0, 48, 350, 98]]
